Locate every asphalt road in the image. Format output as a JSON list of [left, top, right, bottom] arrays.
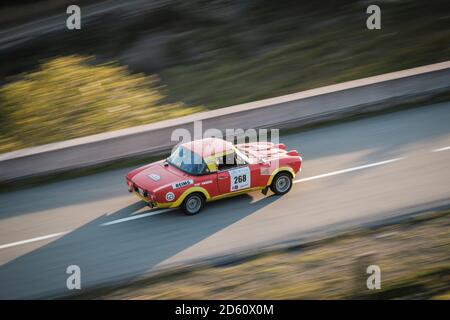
[[1, 102, 450, 299]]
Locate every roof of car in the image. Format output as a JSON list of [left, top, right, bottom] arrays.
[[181, 138, 234, 158]]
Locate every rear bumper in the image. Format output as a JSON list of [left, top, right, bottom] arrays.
[[125, 179, 182, 210], [127, 179, 157, 208], [133, 191, 157, 208]]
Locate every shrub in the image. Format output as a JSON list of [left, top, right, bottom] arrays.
[[0, 55, 203, 153]]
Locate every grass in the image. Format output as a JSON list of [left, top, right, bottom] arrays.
[[0, 56, 204, 154], [71, 209, 450, 300], [157, 0, 450, 108], [0, 1, 448, 152]]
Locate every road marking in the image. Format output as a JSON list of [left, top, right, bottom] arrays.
[[0, 209, 174, 249], [432, 146, 450, 152], [0, 157, 408, 248], [0, 231, 69, 250], [294, 158, 404, 183], [100, 209, 174, 226]]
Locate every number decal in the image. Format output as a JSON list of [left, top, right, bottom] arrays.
[[165, 192, 175, 201], [233, 175, 247, 184], [229, 167, 250, 191], [172, 179, 193, 189]]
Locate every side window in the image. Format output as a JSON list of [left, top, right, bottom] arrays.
[[217, 152, 246, 171]]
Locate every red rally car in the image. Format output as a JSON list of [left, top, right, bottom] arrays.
[[126, 137, 302, 215]]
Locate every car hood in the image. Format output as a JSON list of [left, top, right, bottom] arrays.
[[130, 161, 186, 191]]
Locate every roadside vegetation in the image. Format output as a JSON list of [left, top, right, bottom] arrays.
[[74, 209, 450, 300], [0, 56, 202, 153], [0, 0, 448, 153], [157, 0, 449, 108]]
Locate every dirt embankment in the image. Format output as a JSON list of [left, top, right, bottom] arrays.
[[73, 209, 450, 300]]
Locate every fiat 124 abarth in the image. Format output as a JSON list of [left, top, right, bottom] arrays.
[[126, 137, 302, 215]]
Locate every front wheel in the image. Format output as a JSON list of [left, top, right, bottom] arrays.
[[181, 193, 205, 215], [270, 172, 293, 195]]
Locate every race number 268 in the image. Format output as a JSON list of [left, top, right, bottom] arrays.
[[229, 167, 250, 191]]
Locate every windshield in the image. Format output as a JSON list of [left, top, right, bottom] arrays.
[[167, 146, 207, 175]]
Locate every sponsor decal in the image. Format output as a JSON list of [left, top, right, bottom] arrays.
[[229, 166, 250, 191], [172, 179, 194, 189], [201, 180, 213, 185], [165, 192, 175, 201], [148, 173, 161, 181]]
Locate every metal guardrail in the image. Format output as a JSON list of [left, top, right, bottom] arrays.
[[1, 61, 449, 182]]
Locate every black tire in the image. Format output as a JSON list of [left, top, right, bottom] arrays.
[[270, 172, 293, 195], [181, 193, 205, 215]]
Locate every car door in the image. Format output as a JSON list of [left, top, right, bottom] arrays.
[[217, 165, 252, 194], [216, 150, 254, 194], [216, 170, 231, 194], [195, 171, 221, 198]]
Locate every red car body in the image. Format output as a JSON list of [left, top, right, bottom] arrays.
[[126, 137, 301, 214]]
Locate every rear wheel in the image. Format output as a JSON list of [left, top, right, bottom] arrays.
[[181, 193, 205, 215], [270, 172, 293, 195]]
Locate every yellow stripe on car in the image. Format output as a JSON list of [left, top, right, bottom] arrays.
[[266, 167, 296, 186], [156, 186, 212, 208]]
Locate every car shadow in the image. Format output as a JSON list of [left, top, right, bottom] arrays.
[[0, 192, 281, 299]]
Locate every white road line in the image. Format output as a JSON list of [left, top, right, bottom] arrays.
[[432, 146, 450, 152], [294, 158, 404, 183], [0, 157, 407, 248], [0, 231, 69, 250], [100, 209, 174, 226]]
